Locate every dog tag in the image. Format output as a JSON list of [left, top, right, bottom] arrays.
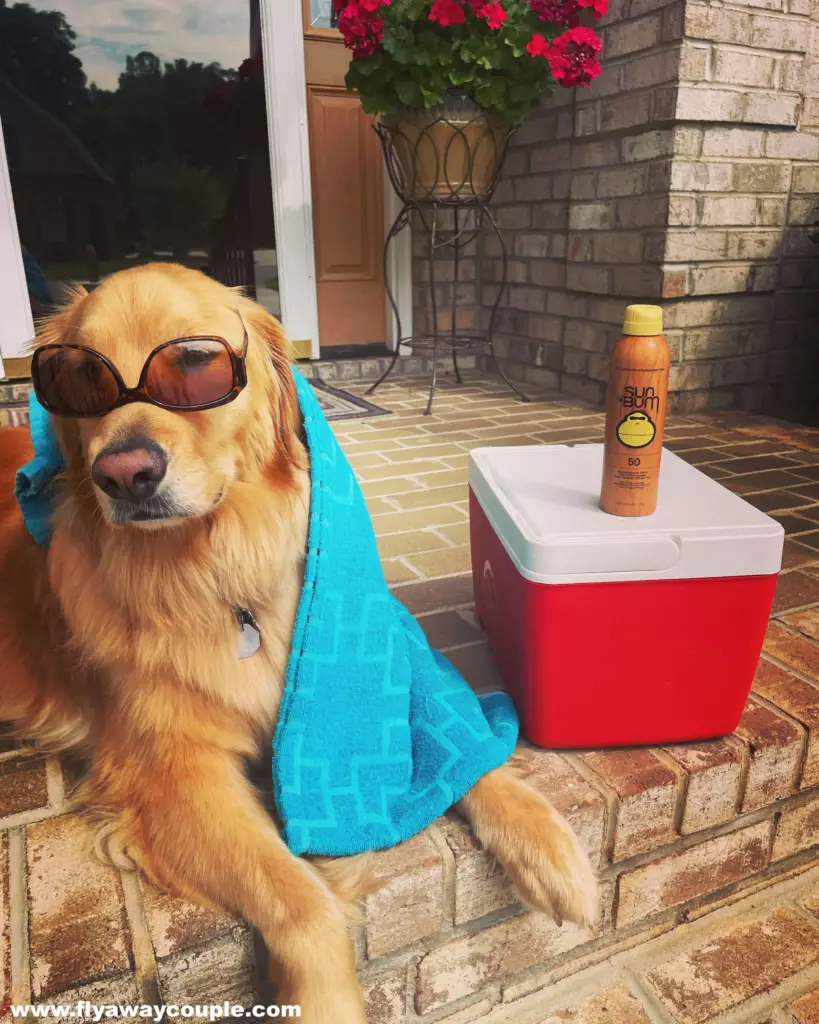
[[236, 608, 261, 659]]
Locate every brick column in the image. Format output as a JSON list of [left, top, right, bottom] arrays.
[[486, 0, 819, 418]]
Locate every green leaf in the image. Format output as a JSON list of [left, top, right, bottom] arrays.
[[504, 39, 526, 58], [474, 74, 506, 108], [354, 52, 384, 76], [420, 82, 447, 106], [401, 0, 428, 19], [344, 64, 363, 91], [394, 76, 423, 106], [448, 68, 475, 85]]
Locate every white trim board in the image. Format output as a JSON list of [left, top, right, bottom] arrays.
[[259, 0, 321, 359], [0, 115, 33, 369]]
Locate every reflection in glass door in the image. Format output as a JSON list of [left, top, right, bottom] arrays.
[[309, 0, 338, 29], [0, 0, 280, 328]]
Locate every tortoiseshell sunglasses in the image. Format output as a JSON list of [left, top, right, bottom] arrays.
[[32, 311, 249, 418]]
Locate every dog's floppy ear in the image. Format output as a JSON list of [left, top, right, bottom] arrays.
[[242, 301, 306, 469], [34, 285, 89, 347], [33, 286, 90, 478]]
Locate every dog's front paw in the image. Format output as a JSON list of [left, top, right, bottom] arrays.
[[269, 951, 367, 1024], [502, 796, 598, 930], [276, 980, 367, 1024]]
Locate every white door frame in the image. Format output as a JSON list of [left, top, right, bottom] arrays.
[[0, 116, 34, 373], [259, 0, 412, 357]]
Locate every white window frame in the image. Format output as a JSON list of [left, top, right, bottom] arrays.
[[259, 0, 412, 356], [0, 115, 34, 373]]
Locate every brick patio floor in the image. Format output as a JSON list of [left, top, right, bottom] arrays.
[[1, 370, 818, 1023]]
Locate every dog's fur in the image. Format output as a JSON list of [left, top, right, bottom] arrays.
[[0, 265, 596, 1022]]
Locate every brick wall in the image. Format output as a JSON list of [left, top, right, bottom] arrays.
[[411, 209, 479, 340], [482, 0, 819, 418], [661, 0, 819, 417]]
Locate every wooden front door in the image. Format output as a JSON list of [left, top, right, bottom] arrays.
[[303, 1, 386, 346]]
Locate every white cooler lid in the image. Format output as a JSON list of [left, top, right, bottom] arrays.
[[469, 444, 784, 584]]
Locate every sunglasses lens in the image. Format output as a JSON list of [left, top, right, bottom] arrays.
[[34, 347, 121, 417], [145, 339, 235, 409]]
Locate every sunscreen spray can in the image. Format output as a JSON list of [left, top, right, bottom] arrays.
[[600, 304, 670, 517]]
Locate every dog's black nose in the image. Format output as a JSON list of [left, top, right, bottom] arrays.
[[92, 438, 167, 502]]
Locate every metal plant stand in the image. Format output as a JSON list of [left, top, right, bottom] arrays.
[[367, 113, 529, 416]]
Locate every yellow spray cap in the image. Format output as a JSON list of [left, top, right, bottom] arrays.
[[623, 304, 663, 336]]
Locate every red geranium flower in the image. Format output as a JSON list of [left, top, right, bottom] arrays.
[[482, 2, 507, 28], [359, 0, 390, 10], [547, 25, 602, 87], [429, 0, 466, 25], [338, 3, 385, 57], [429, 0, 466, 24], [526, 32, 551, 56], [529, 0, 580, 23], [529, 0, 605, 24]]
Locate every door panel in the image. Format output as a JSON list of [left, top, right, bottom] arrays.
[[307, 89, 386, 344], [304, 43, 351, 88], [303, 2, 386, 346]]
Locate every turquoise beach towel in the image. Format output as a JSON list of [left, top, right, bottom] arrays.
[[16, 375, 518, 856]]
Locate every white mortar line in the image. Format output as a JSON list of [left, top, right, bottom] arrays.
[[44, 757, 65, 812], [119, 870, 161, 1005], [0, 806, 67, 832], [8, 828, 31, 1004], [425, 821, 457, 930]]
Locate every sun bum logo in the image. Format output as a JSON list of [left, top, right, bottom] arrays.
[[618, 385, 660, 413], [615, 386, 662, 448]]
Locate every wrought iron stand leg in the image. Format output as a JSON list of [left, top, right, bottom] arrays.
[[452, 346, 463, 385], [483, 204, 529, 403], [425, 205, 440, 416], [451, 205, 463, 385], [366, 206, 409, 397]]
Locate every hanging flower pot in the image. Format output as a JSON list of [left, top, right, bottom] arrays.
[[380, 93, 512, 202], [338, 0, 607, 175]]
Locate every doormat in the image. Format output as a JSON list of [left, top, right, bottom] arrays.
[[308, 378, 391, 422], [0, 381, 32, 428]]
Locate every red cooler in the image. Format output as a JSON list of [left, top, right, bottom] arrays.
[[469, 444, 784, 748]]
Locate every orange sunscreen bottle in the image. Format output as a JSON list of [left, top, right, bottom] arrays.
[[600, 304, 670, 517]]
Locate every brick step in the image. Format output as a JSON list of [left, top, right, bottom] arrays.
[[298, 352, 479, 385], [0, 381, 32, 427], [0, 404, 29, 427], [2, 785, 815, 1019], [0, 380, 31, 403], [364, 866, 819, 1024]]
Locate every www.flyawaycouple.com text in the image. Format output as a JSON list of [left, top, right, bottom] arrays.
[[6, 1004, 301, 1020]]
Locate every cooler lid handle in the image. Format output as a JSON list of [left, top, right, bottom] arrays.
[[544, 536, 682, 576]]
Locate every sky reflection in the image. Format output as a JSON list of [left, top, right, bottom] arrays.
[[54, 0, 250, 88]]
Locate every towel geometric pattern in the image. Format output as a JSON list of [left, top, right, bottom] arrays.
[[277, 374, 518, 855]]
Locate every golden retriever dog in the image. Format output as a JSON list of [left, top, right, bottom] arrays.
[[0, 264, 596, 1022]]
